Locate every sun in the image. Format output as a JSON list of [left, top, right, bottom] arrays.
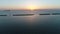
[[26, 5, 38, 10], [28, 6, 35, 10]]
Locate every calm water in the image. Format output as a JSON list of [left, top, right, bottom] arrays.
[[0, 10, 60, 34]]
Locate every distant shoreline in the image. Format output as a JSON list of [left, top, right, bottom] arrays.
[[0, 9, 60, 11]]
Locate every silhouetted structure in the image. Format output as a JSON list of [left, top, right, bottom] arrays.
[[39, 13, 50, 15], [0, 15, 7, 16], [13, 14, 34, 16]]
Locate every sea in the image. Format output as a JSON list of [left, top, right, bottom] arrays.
[[0, 10, 60, 34]]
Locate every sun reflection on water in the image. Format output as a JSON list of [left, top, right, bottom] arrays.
[[25, 15, 38, 25]]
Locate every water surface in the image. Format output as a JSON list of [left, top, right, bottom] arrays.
[[0, 10, 60, 34]]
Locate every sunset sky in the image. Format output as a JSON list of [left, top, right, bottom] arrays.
[[0, 0, 60, 10]]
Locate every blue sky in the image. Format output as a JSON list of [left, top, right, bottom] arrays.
[[0, 0, 60, 9]]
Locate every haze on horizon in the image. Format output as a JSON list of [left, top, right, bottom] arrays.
[[0, 0, 60, 10]]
